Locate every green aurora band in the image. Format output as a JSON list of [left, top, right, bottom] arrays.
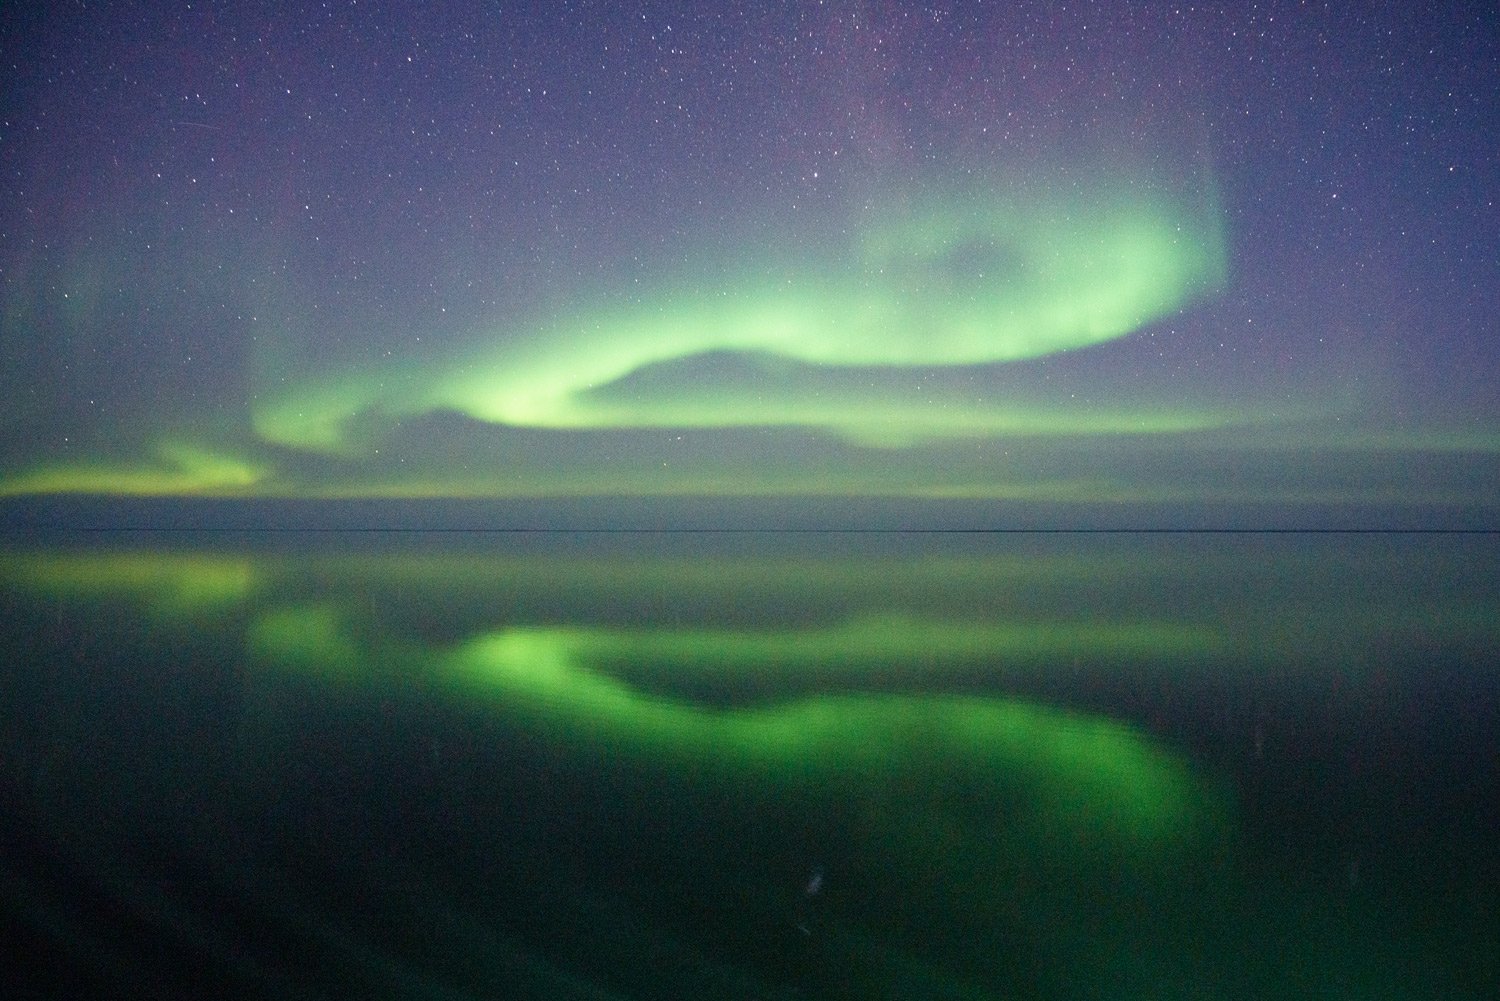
[[253, 180, 1228, 454], [7, 165, 1496, 504]]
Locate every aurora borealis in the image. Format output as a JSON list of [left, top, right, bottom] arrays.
[[250, 177, 1229, 453], [2, 6, 1499, 994], [4, 534, 1497, 997], [1, 2, 1495, 511]]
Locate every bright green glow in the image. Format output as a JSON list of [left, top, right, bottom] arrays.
[[443, 624, 1213, 848], [0, 537, 1221, 857], [8, 166, 1496, 506], [254, 180, 1226, 452], [237, 602, 1218, 856], [4, 548, 1484, 989], [8, 429, 1498, 505], [4, 540, 1493, 996]]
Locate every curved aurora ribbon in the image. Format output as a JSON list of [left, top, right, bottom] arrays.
[[254, 180, 1227, 453]]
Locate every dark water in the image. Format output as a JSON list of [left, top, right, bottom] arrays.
[[2, 531, 1496, 999]]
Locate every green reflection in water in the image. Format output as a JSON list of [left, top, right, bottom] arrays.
[[541, 615, 1219, 692], [444, 623, 1212, 850], [4, 539, 1492, 997], [4, 541, 1230, 864], [240, 596, 1228, 906], [0, 548, 260, 619]]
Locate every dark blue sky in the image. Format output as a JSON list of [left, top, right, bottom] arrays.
[[1, 1, 1495, 509]]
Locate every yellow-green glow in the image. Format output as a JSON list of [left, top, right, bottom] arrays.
[[9, 542, 1496, 677], [0, 440, 265, 498], [0, 549, 260, 617], [253, 181, 1227, 453]]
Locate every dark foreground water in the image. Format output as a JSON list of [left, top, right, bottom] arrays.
[[2, 531, 1496, 999]]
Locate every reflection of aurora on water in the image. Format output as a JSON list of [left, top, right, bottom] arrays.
[[4, 541, 1231, 869], [3, 538, 1492, 998], [254, 607, 1220, 850]]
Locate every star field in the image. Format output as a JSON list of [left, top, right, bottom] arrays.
[[1, 1, 1495, 509]]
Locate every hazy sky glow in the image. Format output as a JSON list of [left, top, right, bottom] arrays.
[[1, 2, 1495, 511]]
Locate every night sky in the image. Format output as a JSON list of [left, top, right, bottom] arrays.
[[1, 1, 1495, 509]]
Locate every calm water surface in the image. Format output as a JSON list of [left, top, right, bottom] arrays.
[[2, 532, 1496, 999]]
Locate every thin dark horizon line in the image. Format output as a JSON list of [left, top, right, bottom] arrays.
[[6, 526, 1500, 536]]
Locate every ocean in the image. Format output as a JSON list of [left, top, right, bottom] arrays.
[[3, 529, 1496, 999]]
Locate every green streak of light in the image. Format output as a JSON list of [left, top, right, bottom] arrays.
[[0, 549, 260, 618], [253, 181, 1226, 452], [0, 440, 266, 498]]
